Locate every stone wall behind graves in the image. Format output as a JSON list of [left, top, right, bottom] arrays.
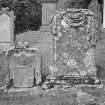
[[16, 31, 53, 77]]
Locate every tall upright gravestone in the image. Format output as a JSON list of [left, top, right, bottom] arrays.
[[0, 7, 15, 87], [51, 9, 98, 77]]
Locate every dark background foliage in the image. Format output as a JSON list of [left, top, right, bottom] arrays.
[[0, 0, 42, 35], [0, 0, 103, 35], [58, 0, 103, 9]]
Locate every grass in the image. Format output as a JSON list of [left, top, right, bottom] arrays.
[[0, 88, 78, 105]]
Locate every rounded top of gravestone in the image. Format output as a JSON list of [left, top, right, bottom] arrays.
[[41, 0, 59, 3], [0, 7, 15, 20]]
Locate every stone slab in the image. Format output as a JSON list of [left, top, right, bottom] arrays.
[[52, 9, 98, 77]]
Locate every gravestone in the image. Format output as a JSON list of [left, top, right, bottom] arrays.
[[8, 47, 42, 88], [0, 8, 15, 87], [0, 13, 11, 42], [0, 7, 15, 51], [51, 9, 98, 77]]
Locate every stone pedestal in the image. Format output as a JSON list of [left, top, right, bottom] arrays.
[[0, 52, 8, 87], [41, 0, 59, 32]]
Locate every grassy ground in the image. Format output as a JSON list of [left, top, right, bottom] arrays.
[[0, 85, 104, 105], [0, 88, 78, 105]]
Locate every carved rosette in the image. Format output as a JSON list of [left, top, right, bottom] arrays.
[[51, 9, 98, 77]]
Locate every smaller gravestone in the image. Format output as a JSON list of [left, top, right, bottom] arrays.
[[8, 43, 42, 88]]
